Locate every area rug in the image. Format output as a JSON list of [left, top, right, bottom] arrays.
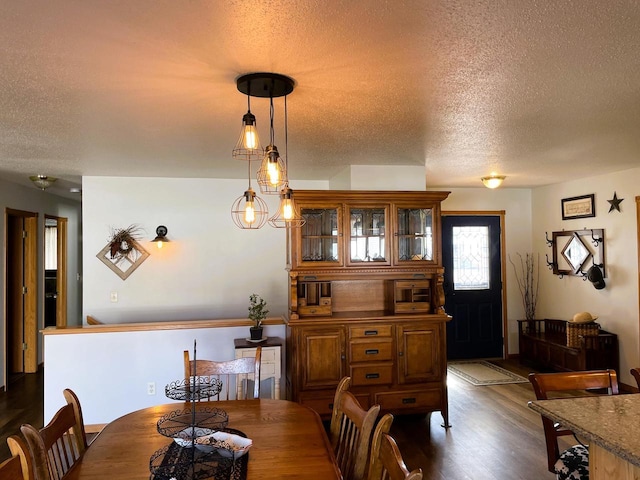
[[447, 360, 529, 386]]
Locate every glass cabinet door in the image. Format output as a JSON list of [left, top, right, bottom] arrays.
[[298, 207, 341, 265], [347, 206, 389, 265], [395, 207, 435, 264]]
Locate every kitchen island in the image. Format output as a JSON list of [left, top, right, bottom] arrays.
[[529, 394, 640, 479]]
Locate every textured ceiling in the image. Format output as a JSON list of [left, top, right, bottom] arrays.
[[1, 1, 639, 198]]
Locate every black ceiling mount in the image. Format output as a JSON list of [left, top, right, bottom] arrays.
[[236, 73, 295, 98]]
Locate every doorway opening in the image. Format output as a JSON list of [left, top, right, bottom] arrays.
[[44, 216, 68, 328]]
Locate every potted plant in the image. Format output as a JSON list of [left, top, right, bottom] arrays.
[[248, 294, 268, 341]]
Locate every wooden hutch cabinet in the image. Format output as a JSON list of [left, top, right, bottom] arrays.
[[285, 190, 451, 426]]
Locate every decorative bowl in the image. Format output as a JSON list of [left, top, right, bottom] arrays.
[[173, 427, 214, 448], [196, 431, 252, 458]]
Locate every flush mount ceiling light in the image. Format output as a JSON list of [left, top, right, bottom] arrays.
[[231, 72, 304, 229], [29, 175, 57, 190], [481, 175, 506, 189]]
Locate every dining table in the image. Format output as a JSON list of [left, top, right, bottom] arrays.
[[529, 394, 640, 480], [65, 399, 342, 480]]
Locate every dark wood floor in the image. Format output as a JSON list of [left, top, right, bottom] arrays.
[[0, 360, 561, 478]]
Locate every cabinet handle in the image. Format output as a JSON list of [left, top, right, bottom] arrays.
[[402, 397, 417, 404], [398, 351, 404, 356], [328, 402, 334, 410], [341, 355, 346, 360], [364, 330, 378, 336], [365, 373, 380, 379], [365, 349, 379, 355]]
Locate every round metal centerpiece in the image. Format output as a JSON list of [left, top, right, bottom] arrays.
[[236, 72, 295, 98]]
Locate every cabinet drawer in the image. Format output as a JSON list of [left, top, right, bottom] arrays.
[[375, 389, 442, 411], [350, 325, 393, 338], [394, 302, 431, 313], [298, 305, 332, 316], [395, 280, 430, 289], [350, 339, 393, 362], [350, 364, 393, 386]]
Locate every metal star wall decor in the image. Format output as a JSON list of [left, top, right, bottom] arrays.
[[607, 192, 624, 213]]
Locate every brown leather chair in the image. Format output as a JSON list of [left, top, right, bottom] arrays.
[[367, 413, 422, 480], [529, 370, 619, 480], [184, 346, 262, 400], [329, 377, 381, 480], [21, 388, 89, 480]]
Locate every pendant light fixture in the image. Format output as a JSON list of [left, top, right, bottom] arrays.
[[268, 95, 305, 228], [230, 159, 269, 229], [232, 80, 262, 162], [232, 72, 305, 229]]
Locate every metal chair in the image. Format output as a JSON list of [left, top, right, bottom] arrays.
[[20, 388, 89, 480], [367, 413, 422, 480], [529, 370, 619, 480], [183, 346, 262, 400], [329, 376, 381, 480]]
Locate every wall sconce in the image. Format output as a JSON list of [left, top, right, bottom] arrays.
[[481, 175, 506, 189], [151, 226, 169, 249]]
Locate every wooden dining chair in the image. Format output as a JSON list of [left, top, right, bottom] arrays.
[[329, 376, 381, 480], [184, 346, 262, 400], [367, 414, 422, 480], [21, 388, 89, 480], [529, 369, 619, 480], [6, 434, 35, 480], [0, 455, 25, 480], [630, 367, 640, 389]]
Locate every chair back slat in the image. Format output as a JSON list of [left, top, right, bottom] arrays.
[[184, 347, 262, 400], [367, 414, 422, 480], [528, 369, 619, 473], [330, 377, 380, 480], [20, 389, 88, 480]]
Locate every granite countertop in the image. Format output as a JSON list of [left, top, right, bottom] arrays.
[[529, 395, 640, 467]]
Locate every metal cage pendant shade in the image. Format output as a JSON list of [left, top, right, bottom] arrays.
[[231, 161, 269, 229], [232, 83, 263, 162], [257, 95, 287, 195], [268, 186, 305, 228]]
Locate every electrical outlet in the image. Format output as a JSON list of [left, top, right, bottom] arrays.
[[147, 382, 156, 395], [110, 291, 118, 303]]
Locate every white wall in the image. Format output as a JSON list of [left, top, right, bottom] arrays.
[[44, 322, 285, 424], [82, 177, 327, 323], [532, 167, 640, 386], [0, 178, 82, 388]]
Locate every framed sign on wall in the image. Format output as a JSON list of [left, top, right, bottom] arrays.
[[561, 194, 595, 220]]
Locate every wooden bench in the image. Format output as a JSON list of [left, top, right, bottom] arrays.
[[518, 318, 619, 373]]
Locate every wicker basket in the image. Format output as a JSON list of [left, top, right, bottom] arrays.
[[566, 322, 600, 347]]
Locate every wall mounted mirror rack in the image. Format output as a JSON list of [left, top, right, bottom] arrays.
[[545, 228, 605, 279]]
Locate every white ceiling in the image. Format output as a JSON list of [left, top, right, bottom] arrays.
[[1, 1, 639, 198]]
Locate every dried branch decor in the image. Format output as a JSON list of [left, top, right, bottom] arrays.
[[108, 224, 144, 263], [509, 253, 539, 320]]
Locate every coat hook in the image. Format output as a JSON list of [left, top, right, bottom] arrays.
[[545, 254, 556, 270], [545, 232, 554, 247], [590, 229, 602, 247]]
